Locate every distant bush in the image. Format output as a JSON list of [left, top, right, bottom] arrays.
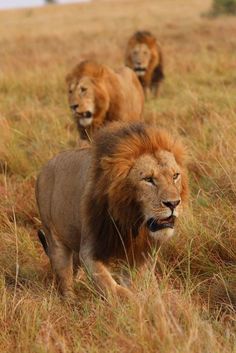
[[211, 0, 236, 15], [45, 0, 56, 4]]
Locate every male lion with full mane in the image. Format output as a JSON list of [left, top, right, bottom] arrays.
[[125, 31, 164, 97], [66, 60, 144, 140], [36, 122, 188, 299]]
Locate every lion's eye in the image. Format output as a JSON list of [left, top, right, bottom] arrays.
[[173, 173, 180, 181], [143, 177, 155, 185], [81, 87, 87, 93]]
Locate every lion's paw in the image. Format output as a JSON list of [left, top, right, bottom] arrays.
[[115, 284, 134, 301]]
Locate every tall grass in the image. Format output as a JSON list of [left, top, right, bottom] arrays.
[[0, 0, 236, 352]]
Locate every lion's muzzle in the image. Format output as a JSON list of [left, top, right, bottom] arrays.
[[75, 111, 94, 127]]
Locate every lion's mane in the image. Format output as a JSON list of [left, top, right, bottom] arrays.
[[84, 122, 188, 265]]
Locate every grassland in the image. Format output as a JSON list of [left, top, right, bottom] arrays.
[[0, 0, 236, 352]]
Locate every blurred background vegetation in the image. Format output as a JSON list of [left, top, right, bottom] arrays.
[[211, 0, 236, 15]]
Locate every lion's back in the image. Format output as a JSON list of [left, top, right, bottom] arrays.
[[114, 66, 144, 120]]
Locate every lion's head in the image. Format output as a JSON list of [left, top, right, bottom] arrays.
[[125, 31, 162, 79], [66, 61, 109, 137], [67, 77, 95, 128], [87, 123, 188, 261], [128, 150, 186, 241]]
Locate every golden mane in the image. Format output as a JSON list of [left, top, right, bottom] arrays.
[[66, 60, 105, 84]]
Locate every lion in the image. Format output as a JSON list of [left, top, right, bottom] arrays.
[[125, 31, 164, 97], [66, 60, 144, 141], [36, 122, 188, 299]]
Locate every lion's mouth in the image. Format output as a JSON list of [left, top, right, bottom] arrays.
[[146, 215, 176, 232], [76, 111, 93, 119], [134, 67, 146, 76]]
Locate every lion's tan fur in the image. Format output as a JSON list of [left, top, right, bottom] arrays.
[[36, 122, 188, 299]]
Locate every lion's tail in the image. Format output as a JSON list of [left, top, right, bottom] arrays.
[[37, 229, 49, 256]]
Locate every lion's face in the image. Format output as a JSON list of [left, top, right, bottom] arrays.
[[68, 77, 95, 128], [129, 43, 152, 77], [128, 151, 183, 242]]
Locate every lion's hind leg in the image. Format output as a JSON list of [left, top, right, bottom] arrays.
[[44, 227, 74, 300]]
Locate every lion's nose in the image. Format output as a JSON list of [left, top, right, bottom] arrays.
[[70, 104, 79, 111], [84, 111, 92, 118], [162, 200, 180, 211]]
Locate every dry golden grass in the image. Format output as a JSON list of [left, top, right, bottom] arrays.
[[0, 0, 236, 352]]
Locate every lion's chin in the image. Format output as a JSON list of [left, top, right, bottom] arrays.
[[149, 227, 175, 243], [146, 215, 176, 242]]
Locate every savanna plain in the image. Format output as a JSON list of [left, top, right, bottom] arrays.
[[0, 0, 236, 352]]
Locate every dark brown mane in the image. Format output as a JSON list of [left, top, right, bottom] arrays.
[[84, 122, 188, 264], [133, 30, 154, 43], [94, 122, 187, 169]]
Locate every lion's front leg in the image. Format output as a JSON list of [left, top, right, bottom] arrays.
[[80, 245, 132, 299], [152, 83, 161, 99]]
